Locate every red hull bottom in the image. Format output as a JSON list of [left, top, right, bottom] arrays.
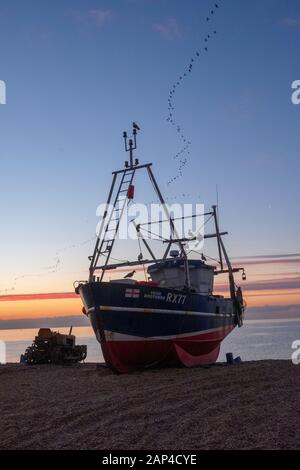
[[100, 326, 235, 373]]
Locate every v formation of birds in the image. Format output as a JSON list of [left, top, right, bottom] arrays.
[[166, 1, 222, 186]]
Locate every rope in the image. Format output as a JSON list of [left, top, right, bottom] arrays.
[[137, 233, 147, 281]]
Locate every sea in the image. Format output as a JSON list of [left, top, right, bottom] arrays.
[[1, 318, 300, 364]]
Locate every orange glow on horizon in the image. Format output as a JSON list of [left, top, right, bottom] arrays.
[[242, 289, 300, 308], [0, 258, 299, 321], [0, 292, 77, 302], [0, 288, 299, 321], [0, 298, 82, 321]]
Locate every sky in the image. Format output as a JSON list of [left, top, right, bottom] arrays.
[[0, 0, 299, 325]]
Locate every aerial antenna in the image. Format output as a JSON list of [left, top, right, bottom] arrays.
[[123, 122, 140, 168]]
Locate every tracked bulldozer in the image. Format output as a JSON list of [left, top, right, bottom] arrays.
[[22, 327, 87, 365]]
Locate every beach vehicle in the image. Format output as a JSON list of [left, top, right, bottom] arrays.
[[74, 124, 246, 373], [21, 327, 87, 365]]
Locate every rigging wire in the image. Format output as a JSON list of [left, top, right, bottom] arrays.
[[139, 226, 167, 242], [137, 232, 147, 281], [188, 249, 221, 266], [185, 213, 214, 252]]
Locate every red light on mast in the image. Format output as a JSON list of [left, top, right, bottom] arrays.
[[127, 184, 135, 199]]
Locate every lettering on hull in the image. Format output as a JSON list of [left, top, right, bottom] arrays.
[[166, 293, 187, 305]]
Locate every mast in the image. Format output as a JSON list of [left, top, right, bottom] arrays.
[[212, 205, 223, 271], [88, 123, 191, 289], [88, 124, 244, 300], [211, 206, 245, 325]]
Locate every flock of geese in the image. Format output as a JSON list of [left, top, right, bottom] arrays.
[[167, 1, 222, 185]]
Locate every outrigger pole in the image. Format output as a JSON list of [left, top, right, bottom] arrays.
[[162, 204, 246, 323], [212, 205, 224, 271], [211, 206, 246, 325]]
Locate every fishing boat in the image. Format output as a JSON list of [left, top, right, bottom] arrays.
[[74, 124, 246, 373]]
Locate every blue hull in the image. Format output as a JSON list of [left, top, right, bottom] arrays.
[[78, 282, 237, 372]]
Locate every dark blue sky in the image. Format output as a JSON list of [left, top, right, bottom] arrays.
[[0, 0, 299, 293]]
